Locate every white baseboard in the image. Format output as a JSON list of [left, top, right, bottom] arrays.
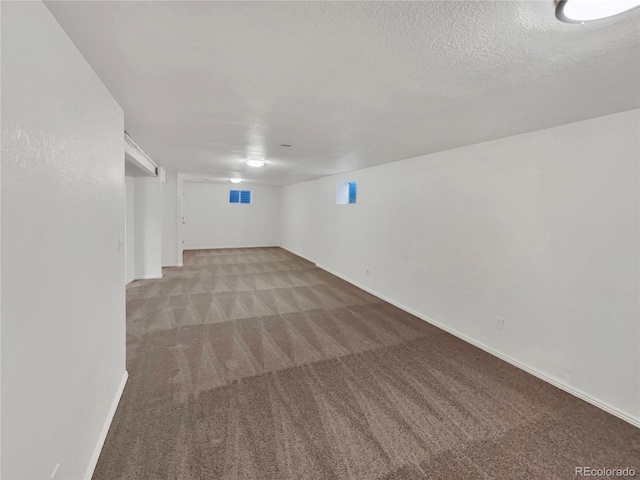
[[279, 245, 316, 264], [135, 274, 162, 280], [183, 245, 279, 251], [316, 264, 640, 429], [84, 371, 129, 480]]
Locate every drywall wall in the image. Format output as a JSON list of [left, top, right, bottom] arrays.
[[125, 175, 136, 284], [177, 174, 185, 265], [184, 182, 281, 249], [134, 175, 163, 279], [280, 179, 318, 262], [1, 2, 127, 479], [162, 173, 180, 267], [281, 109, 640, 424]]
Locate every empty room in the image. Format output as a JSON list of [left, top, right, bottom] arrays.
[[1, 1, 639, 479]]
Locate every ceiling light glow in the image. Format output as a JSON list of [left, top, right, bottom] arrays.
[[229, 177, 242, 184], [556, 0, 640, 22], [246, 159, 265, 168]]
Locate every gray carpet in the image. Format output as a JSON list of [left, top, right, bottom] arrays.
[[94, 247, 640, 479]]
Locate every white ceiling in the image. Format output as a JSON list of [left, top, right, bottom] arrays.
[[46, 1, 639, 186]]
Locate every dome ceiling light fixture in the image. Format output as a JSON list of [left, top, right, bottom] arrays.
[[229, 177, 243, 184], [246, 158, 265, 168], [556, 0, 640, 23]]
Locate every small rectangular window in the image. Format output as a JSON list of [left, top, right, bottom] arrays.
[[336, 180, 357, 205], [348, 182, 357, 204], [230, 190, 251, 204]]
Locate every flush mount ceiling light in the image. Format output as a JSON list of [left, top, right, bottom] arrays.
[[556, 0, 640, 23], [229, 177, 242, 184], [246, 158, 265, 168]]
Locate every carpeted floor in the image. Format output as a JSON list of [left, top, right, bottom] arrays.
[[94, 247, 640, 479]]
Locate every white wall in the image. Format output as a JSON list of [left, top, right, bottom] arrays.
[[134, 176, 163, 279], [177, 174, 185, 265], [281, 109, 640, 424], [1, 2, 127, 479], [161, 173, 180, 267], [280, 179, 318, 262], [184, 182, 280, 249], [125, 175, 136, 284]]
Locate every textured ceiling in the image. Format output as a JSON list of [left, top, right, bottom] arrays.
[[46, 1, 640, 186]]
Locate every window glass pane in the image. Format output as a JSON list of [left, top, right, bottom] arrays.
[[229, 190, 240, 203], [240, 190, 252, 204], [348, 182, 357, 204]]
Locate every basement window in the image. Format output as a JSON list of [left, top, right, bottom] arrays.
[[229, 190, 252, 204], [336, 181, 357, 205]]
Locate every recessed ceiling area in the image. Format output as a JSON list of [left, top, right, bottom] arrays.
[[124, 160, 154, 178], [45, 1, 640, 186]]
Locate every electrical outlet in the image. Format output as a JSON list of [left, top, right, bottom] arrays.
[[51, 463, 60, 480], [495, 317, 504, 331]]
